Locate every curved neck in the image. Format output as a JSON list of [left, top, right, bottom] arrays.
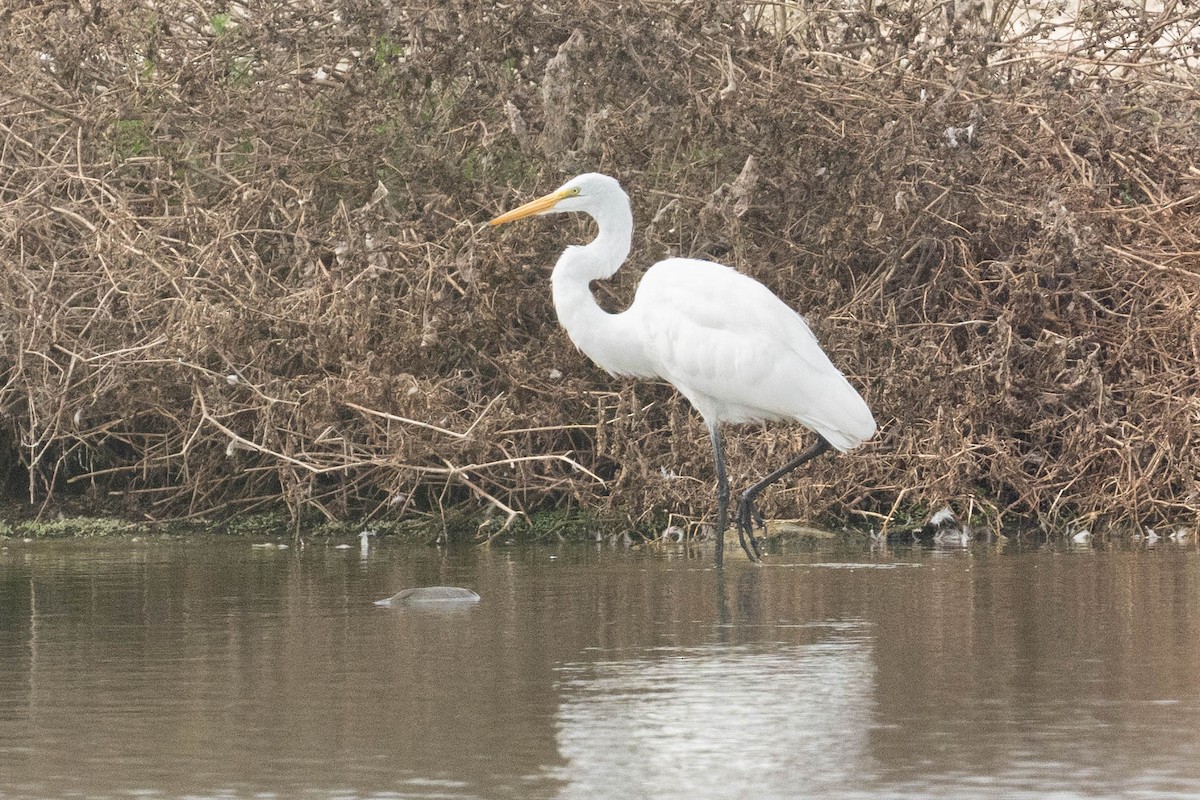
[[549, 200, 651, 377], [552, 200, 633, 283]]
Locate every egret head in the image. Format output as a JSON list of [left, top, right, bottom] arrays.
[[488, 173, 626, 226]]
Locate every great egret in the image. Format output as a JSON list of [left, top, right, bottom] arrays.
[[489, 173, 876, 564]]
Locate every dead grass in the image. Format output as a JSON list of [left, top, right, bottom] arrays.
[[0, 0, 1196, 536]]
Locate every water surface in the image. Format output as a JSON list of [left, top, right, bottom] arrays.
[[1, 536, 1198, 799]]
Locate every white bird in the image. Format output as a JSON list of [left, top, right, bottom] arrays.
[[489, 173, 876, 564]]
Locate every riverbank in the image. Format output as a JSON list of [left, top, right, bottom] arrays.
[[2, 2, 1197, 537]]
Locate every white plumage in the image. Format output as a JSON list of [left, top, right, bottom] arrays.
[[634, 258, 875, 449], [490, 173, 875, 564]]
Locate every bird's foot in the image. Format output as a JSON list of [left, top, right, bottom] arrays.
[[735, 494, 764, 562]]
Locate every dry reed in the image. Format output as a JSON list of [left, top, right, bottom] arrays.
[[0, 1, 1196, 538]]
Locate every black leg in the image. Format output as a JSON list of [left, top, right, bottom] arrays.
[[735, 436, 833, 561], [709, 425, 729, 568]]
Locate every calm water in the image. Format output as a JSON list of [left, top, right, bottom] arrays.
[[1, 535, 1198, 799]]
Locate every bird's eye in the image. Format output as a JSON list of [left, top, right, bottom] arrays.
[[568, 188, 582, 196]]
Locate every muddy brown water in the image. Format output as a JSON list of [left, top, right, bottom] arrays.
[[1, 535, 1198, 799]]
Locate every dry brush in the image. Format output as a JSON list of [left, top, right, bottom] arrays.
[[0, 0, 1197, 537]]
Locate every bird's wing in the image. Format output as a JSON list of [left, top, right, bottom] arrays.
[[633, 259, 875, 449]]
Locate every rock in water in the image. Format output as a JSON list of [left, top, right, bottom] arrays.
[[373, 587, 481, 607]]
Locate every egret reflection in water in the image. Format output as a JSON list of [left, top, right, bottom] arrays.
[[551, 633, 875, 798]]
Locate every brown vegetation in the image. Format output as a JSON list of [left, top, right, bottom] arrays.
[[1, 1, 1197, 537]]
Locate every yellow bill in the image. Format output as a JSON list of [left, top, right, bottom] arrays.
[[488, 189, 571, 226]]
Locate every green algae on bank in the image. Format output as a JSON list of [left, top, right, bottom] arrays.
[[0, 509, 811, 548], [0, 506, 641, 545], [0, 516, 144, 540]]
